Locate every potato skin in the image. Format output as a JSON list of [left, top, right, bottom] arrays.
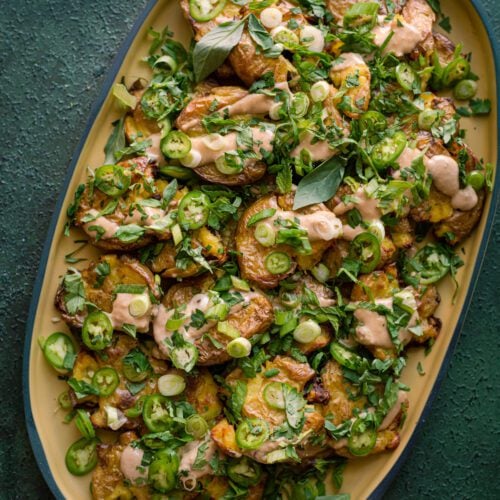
[[175, 86, 248, 133], [236, 193, 334, 289], [185, 369, 223, 421], [91, 432, 151, 500], [74, 156, 163, 251], [194, 160, 267, 186], [162, 275, 274, 365], [55, 254, 158, 329], [320, 360, 404, 458], [213, 356, 326, 464]]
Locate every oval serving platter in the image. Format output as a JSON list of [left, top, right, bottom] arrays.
[[23, 0, 499, 498]]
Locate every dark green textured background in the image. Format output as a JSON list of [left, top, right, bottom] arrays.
[[0, 0, 498, 498]]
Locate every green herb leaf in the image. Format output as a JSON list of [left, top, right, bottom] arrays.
[[247, 208, 276, 227], [192, 20, 245, 83], [293, 156, 346, 210], [469, 98, 491, 115], [122, 323, 137, 339], [276, 165, 293, 194], [68, 377, 99, 397], [114, 224, 145, 243], [104, 117, 126, 165], [227, 380, 247, 422], [283, 384, 306, 430], [63, 270, 86, 315], [248, 14, 274, 52], [162, 179, 178, 209]]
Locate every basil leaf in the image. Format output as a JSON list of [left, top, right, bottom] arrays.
[[192, 20, 245, 83], [104, 117, 126, 165], [68, 377, 100, 397], [248, 14, 274, 51], [293, 156, 346, 210]]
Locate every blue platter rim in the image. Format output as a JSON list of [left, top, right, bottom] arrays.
[[22, 1, 500, 499]]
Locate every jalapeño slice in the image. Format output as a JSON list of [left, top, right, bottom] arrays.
[[189, 0, 227, 22], [92, 367, 119, 397], [94, 164, 131, 197], [371, 132, 407, 170], [227, 457, 262, 487], [348, 418, 377, 456], [395, 63, 420, 92], [177, 191, 209, 230], [142, 394, 174, 433], [349, 232, 381, 274], [81, 311, 113, 351], [265, 251, 291, 275], [161, 130, 192, 159], [65, 437, 99, 476], [442, 57, 470, 88], [41, 332, 76, 373], [235, 419, 270, 450]]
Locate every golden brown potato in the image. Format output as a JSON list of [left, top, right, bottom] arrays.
[[432, 32, 456, 66], [146, 227, 227, 279], [402, 0, 436, 57], [213, 356, 326, 464], [330, 53, 371, 118], [185, 369, 223, 422], [350, 264, 400, 302], [320, 360, 405, 458], [55, 254, 159, 328], [179, 0, 296, 85], [160, 275, 274, 365], [176, 86, 248, 133], [236, 193, 337, 288], [194, 161, 267, 187], [73, 156, 180, 250], [91, 432, 150, 500]]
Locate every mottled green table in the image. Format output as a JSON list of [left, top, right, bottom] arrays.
[[1, 0, 498, 498]]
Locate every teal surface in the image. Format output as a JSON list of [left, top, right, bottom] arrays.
[[1, 0, 499, 498]]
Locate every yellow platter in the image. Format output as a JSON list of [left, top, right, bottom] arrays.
[[23, 0, 499, 498]]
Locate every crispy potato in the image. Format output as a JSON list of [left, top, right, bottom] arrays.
[[185, 369, 223, 421], [73, 156, 179, 250], [179, 0, 296, 85], [91, 432, 150, 500], [55, 254, 159, 328], [146, 227, 227, 279], [214, 356, 326, 464], [194, 160, 268, 186], [236, 193, 337, 288], [176, 86, 248, 133], [159, 275, 274, 365], [320, 360, 405, 458], [350, 264, 400, 302], [402, 0, 436, 57], [330, 53, 371, 118], [432, 32, 456, 66]]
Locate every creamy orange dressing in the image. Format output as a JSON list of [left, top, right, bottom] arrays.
[[291, 132, 335, 162], [426, 155, 460, 197], [272, 209, 343, 241], [426, 155, 479, 210], [152, 291, 258, 354], [189, 127, 274, 167], [331, 52, 365, 72], [397, 147, 423, 169], [178, 438, 217, 491], [82, 210, 121, 239], [372, 17, 424, 57], [379, 390, 408, 430], [451, 185, 479, 211], [124, 205, 165, 226], [354, 292, 419, 349], [108, 292, 152, 333], [120, 445, 148, 484], [334, 187, 381, 221], [146, 132, 166, 166]]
